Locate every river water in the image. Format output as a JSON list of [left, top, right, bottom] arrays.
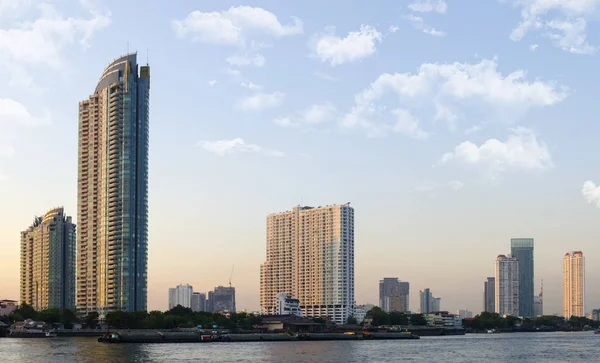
[[1, 332, 599, 362]]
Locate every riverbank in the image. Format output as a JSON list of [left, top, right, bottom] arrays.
[[98, 331, 420, 343]]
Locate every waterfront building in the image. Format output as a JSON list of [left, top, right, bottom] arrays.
[[353, 306, 367, 324], [457, 309, 473, 319], [275, 293, 302, 316], [424, 312, 463, 328], [495, 254, 519, 316], [419, 288, 441, 313], [0, 300, 18, 316], [191, 292, 207, 312], [77, 53, 150, 316], [168, 284, 193, 309], [260, 204, 354, 325], [379, 278, 410, 313], [484, 277, 495, 313], [20, 208, 76, 311], [563, 251, 585, 318], [511, 238, 534, 317], [208, 286, 235, 312]]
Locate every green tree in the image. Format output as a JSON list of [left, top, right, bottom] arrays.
[[13, 303, 37, 321], [366, 307, 389, 326], [346, 316, 358, 325], [389, 312, 409, 326], [409, 314, 427, 326], [83, 312, 99, 329], [38, 309, 61, 325], [60, 309, 79, 329]]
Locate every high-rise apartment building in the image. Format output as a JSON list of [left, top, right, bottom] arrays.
[[20, 208, 76, 311], [484, 277, 495, 313], [563, 251, 585, 318], [208, 286, 236, 312], [511, 238, 534, 317], [260, 204, 354, 325], [77, 53, 150, 316], [379, 278, 410, 313], [495, 254, 519, 316], [191, 292, 207, 312], [168, 284, 193, 309], [419, 288, 441, 313]]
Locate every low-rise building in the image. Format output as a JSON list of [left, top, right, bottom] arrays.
[[0, 300, 18, 316], [424, 312, 462, 328], [257, 315, 324, 333], [275, 293, 302, 316]]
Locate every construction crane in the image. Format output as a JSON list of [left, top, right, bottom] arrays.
[[229, 264, 234, 289]]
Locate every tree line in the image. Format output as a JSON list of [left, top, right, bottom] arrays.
[[1, 303, 260, 331], [462, 312, 600, 332]]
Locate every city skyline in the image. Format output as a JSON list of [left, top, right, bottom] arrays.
[[3, 0, 600, 315]]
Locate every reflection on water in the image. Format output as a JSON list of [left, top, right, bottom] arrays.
[[1, 332, 599, 363]]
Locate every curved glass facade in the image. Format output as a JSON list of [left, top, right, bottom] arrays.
[[77, 53, 149, 316]]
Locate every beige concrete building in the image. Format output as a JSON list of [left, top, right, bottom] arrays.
[[260, 203, 354, 325], [20, 208, 76, 311], [563, 251, 585, 318], [77, 53, 150, 316]]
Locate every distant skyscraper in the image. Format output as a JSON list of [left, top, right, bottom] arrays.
[[457, 309, 473, 319], [484, 277, 495, 313], [260, 204, 354, 325], [511, 238, 534, 317], [191, 292, 206, 312], [419, 288, 440, 313], [20, 208, 76, 311], [208, 286, 236, 312], [563, 251, 585, 318], [168, 284, 193, 309], [534, 279, 543, 317], [379, 278, 410, 312], [77, 52, 150, 316], [495, 255, 519, 316]]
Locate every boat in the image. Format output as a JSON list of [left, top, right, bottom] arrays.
[[594, 330, 600, 335], [8, 319, 56, 338]]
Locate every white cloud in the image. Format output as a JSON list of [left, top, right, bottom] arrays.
[[546, 18, 595, 54], [440, 128, 553, 176], [405, 14, 446, 37], [274, 102, 337, 128], [508, 0, 598, 54], [172, 6, 302, 45], [582, 181, 600, 207], [312, 25, 382, 66], [341, 58, 566, 137], [409, 0, 448, 14], [236, 92, 285, 111], [241, 81, 262, 90], [314, 71, 339, 82], [391, 108, 429, 139], [226, 68, 241, 77], [0, 2, 110, 87], [389, 25, 399, 33], [226, 53, 266, 67], [208, 80, 217, 86], [303, 102, 337, 124], [449, 180, 464, 191], [0, 98, 49, 126], [529, 43, 539, 51], [196, 138, 284, 157]]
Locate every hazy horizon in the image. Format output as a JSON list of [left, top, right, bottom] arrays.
[[2, 0, 600, 317]]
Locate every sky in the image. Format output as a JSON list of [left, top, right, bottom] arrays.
[[1, 0, 600, 316]]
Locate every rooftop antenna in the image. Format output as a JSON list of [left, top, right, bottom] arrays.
[[229, 264, 234, 289], [127, 41, 129, 55], [146, 49, 149, 65]]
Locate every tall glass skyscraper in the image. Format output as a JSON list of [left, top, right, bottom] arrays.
[[77, 53, 150, 316], [511, 238, 534, 317]]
